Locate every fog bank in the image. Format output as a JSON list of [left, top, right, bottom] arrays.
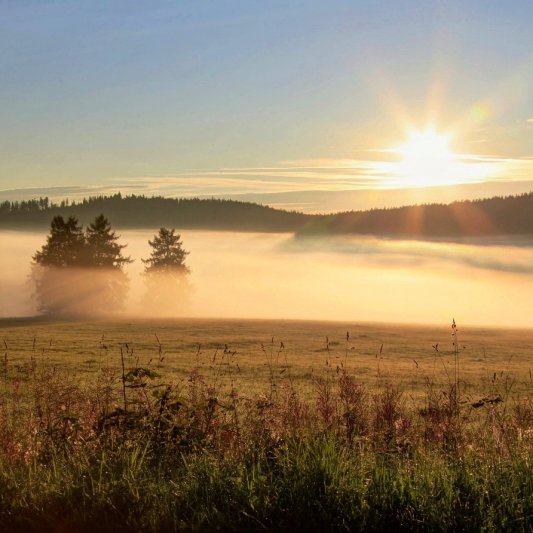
[[1, 230, 533, 327]]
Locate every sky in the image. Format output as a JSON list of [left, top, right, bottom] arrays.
[[1, 0, 533, 211]]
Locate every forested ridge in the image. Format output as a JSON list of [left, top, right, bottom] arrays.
[[2, 191, 533, 237], [0, 194, 312, 232], [297, 191, 533, 237]]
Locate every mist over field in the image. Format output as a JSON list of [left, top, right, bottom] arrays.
[[1, 229, 533, 327]]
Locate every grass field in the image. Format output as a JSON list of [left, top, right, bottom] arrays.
[[1, 317, 532, 531], [1, 317, 532, 399]]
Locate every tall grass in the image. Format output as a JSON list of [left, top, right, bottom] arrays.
[[0, 323, 532, 532]]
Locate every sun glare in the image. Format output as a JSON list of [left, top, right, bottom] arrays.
[[394, 127, 460, 188], [399, 129, 452, 161], [382, 125, 498, 189]]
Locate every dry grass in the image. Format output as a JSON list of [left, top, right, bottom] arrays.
[[1, 317, 532, 401], [0, 317, 532, 531]]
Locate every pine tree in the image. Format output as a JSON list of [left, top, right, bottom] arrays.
[[31, 216, 86, 315], [85, 214, 131, 268], [83, 214, 131, 314], [31, 214, 132, 316], [142, 228, 190, 315], [33, 215, 85, 267], [142, 228, 189, 277]]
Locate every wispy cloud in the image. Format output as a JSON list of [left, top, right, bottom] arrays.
[[103, 153, 533, 205], [3, 154, 533, 204]]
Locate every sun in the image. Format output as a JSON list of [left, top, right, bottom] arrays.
[[393, 127, 461, 188], [399, 128, 452, 161]]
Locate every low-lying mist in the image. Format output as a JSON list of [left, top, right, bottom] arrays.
[[1, 229, 533, 327]]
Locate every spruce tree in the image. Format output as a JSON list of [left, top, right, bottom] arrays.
[[33, 215, 85, 267], [85, 214, 131, 268], [142, 228, 189, 276], [31, 214, 132, 316], [142, 228, 190, 315]]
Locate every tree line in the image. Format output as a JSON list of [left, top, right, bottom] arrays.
[[297, 191, 533, 237], [0, 194, 311, 233], [2, 191, 533, 237], [31, 214, 189, 316]]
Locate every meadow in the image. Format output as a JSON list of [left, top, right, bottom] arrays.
[[0, 317, 532, 531], [1, 317, 533, 399]]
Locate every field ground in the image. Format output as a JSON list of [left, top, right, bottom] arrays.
[[1, 317, 532, 402], [1, 317, 533, 531]]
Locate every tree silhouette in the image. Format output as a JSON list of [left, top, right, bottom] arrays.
[[142, 228, 189, 276], [0, 194, 310, 233], [31, 214, 131, 316], [5, 191, 533, 237], [83, 214, 132, 313], [33, 215, 85, 267], [85, 214, 131, 267], [142, 228, 191, 315]]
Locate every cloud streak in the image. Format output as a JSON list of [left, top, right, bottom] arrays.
[[3, 154, 533, 212], [110, 154, 533, 198]]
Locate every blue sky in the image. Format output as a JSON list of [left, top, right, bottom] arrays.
[[1, 0, 533, 206]]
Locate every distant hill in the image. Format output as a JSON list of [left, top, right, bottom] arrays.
[[0, 194, 312, 233], [1, 192, 533, 238], [297, 192, 533, 238]]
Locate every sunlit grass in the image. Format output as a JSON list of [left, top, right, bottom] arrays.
[[0, 317, 532, 531]]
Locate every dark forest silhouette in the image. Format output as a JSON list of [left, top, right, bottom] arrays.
[[2, 191, 533, 237], [31, 215, 131, 316], [0, 195, 310, 232], [29, 216, 193, 317], [297, 192, 533, 238]]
